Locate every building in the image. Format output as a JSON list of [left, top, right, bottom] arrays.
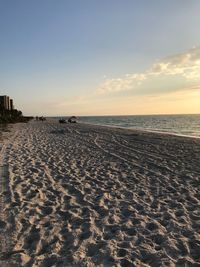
[[0, 95, 8, 110], [10, 99, 14, 110], [0, 95, 14, 110], [6, 95, 10, 110]]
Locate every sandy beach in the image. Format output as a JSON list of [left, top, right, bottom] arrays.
[[0, 120, 199, 266]]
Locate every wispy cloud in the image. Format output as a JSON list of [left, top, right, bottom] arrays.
[[98, 46, 200, 95]]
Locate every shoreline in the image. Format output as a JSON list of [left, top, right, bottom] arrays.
[[78, 121, 200, 140], [49, 113, 200, 139], [48, 117, 200, 139], [0, 121, 199, 266]]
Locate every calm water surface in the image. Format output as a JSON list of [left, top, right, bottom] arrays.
[[77, 114, 200, 138]]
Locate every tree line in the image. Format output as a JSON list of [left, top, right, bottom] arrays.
[[0, 104, 33, 123]]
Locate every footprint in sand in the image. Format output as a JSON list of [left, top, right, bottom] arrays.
[[0, 219, 6, 230]]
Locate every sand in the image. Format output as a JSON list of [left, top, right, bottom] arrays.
[[0, 120, 199, 267]]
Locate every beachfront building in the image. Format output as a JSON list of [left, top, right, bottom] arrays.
[[10, 99, 14, 110], [0, 95, 14, 110], [0, 95, 28, 123], [0, 95, 8, 110]]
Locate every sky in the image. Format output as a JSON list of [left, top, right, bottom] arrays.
[[0, 0, 200, 116]]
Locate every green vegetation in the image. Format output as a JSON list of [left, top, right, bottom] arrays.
[[0, 104, 33, 124]]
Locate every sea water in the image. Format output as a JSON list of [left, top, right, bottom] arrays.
[[77, 114, 200, 138]]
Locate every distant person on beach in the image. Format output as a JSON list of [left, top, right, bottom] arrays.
[[39, 116, 46, 121]]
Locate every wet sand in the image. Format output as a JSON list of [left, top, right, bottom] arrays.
[[0, 120, 200, 266]]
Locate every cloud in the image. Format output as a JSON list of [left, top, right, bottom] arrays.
[[98, 46, 200, 95], [150, 46, 200, 79], [98, 73, 147, 94]]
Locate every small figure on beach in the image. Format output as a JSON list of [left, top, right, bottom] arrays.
[[59, 118, 66, 123], [39, 116, 46, 121]]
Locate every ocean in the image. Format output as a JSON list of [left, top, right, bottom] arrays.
[[75, 114, 200, 138]]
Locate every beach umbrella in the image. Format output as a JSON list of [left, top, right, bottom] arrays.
[[68, 116, 78, 123], [70, 116, 78, 119]]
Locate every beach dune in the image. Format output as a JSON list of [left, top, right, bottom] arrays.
[[0, 120, 199, 266]]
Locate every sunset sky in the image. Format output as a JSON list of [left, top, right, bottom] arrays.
[[0, 0, 200, 116]]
